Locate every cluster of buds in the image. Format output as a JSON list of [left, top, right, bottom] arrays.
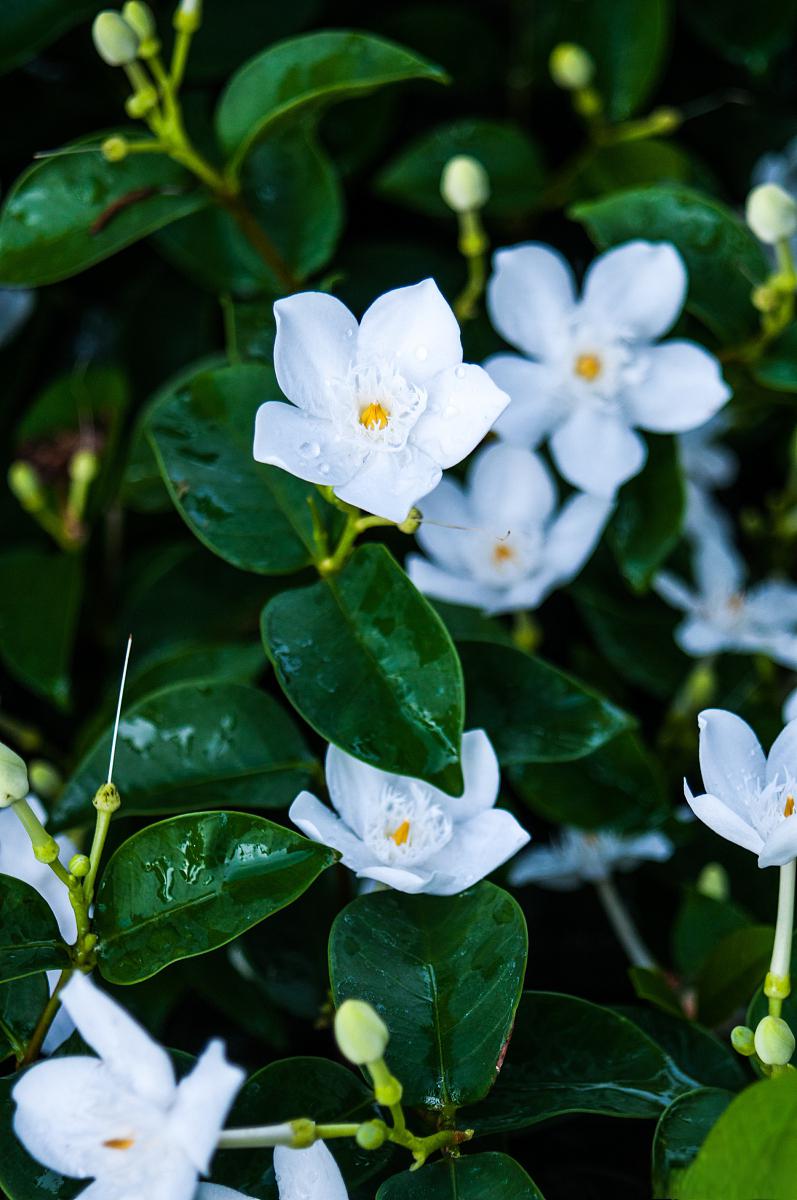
[[732, 1016, 796, 1073], [334, 998, 402, 1138]]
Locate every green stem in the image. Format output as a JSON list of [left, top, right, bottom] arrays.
[[766, 859, 796, 1017], [453, 210, 488, 321], [83, 808, 112, 910], [594, 877, 656, 970], [318, 511, 361, 575], [21, 968, 72, 1066], [10, 797, 61, 866]]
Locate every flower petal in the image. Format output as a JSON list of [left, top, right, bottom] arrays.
[[414, 476, 471, 572], [537, 492, 612, 587], [357, 279, 461, 387], [253, 402, 365, 487], [325, 743, 384, 837], [289, 792, 373, 873], [422, 808, 530, 895], [273, 1141, 349, 1200], [759, 818, 797, 867], [697, 709, 767, 819], [766, 719, 797, 786], [406, 555, 498, 610], [415, 364, 509, 469], [623, 341, 731, 434], [550, 409, 647, 497], [485, 354, 563, 447], [273, 292, 358, 414], [77, 1152, 198, 1200], [507, 844, 581, 890], [468, 443, 556, 528], [580, 241, 687, 341], [651, 571, 698, 612], [487, 243, 577, 358], [746, 581, 797, 625], [683, 784, 763, 855], [441, 729, 500, 822], [197, 1188, 254, 1199], [169, 1040, 244, 1174], [334, 444, 442, 523], [675, 616, 730, 657]]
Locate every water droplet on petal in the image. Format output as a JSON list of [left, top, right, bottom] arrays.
[[345, 328, 354, 339], [416, 345, 428, 361], [444, 404, 457, 418], [455, 365, 466, 379], [300, 441, 321, 459], [319, 463, 331, 476]]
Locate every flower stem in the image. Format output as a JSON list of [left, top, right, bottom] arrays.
[[20, 968, 72, 1066], [766, 859, 795, 1017], [594, 877, 656, 970], [453, 210, 488, 321]]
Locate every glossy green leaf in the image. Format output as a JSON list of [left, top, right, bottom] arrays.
[[466, 992, 685, 1134], [95, 810, 336, 983], [617, 1007, 745, 1091], [673, 890, 751, 978], [124, 641, 265, 705], [628, 966, 687, 1018], [571, 138, 698, 201], [0, 875, 70, 984], [696, 924, 773, 1026], [458, 641, 633, 766], [0, 1072, 80, 1200], [0, 974, 49, 1062], [262, 544, 465, 795], [52, 681, 316, 830], [653, 1088, 733, 1199], [0, 134, 207, 286], [329, 883, 527, 1110], [0, 549, 83, 709], [377, 1154, 545, 1200], [377, 118, 544, 219], [147, 362, 331, 574], [754, 324, 797, 392], [571, 185, 767, 343], [216, 30, 447, 167], [608, 435, 686, 592], [0, 0, 98, 75]]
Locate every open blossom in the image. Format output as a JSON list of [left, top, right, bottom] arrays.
[[484, 240, 731, 498], [407, 442, 611, 612], [685, 709, 797, 868], [253, 280, 509, 523], [289, 731, 529, 895], [197, 1143, 348, 1200], [507, 826, 673, 890], [13, 973, 244, 1200]]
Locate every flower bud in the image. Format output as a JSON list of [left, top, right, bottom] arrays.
[[28, 760, 62, 800], [746, 183, 797, 245], [334, 999, 389, 1065], [289, 1118, 316, 1148], [0, 742, 28, 808], [356, 1120, 387, 1150], [731, 1024, 755, 1056], [92, 11, 140, 66], [549, 42, 595, 90], [754, 1015, 795, 1066], [8, 461, 44, 512], [440, 155, 490, 214], [174, 0, 202, 34], [69, 448, 100, 485], [102, 136, 129, 163], [373, 1074, 403, 1106], [125, 87, 158, 118], [93, 782, 121, 813], [696, 862, 729, 902], [122, 2, 156, 41], [69, 853, 91, 878]]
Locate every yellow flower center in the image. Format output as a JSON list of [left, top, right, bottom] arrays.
[[785, 796, 795, 817], [360, 402, 390, 431], [573, 353, 603, 381], [389, 820, 411, 846], [492, 542, 515, 564], [104, 1138, 135, 1151]]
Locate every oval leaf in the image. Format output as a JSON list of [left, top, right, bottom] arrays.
[[377, 1153, 545, 1199], [608, 434, 686, 592], [653, 1088, 733, 1200], [0, 974, 50, 1063], [0, 875, 70, 984]]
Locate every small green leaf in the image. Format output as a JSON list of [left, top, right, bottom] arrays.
[[329, 883, 527, 1110], [51, 681, 316, 830], [696, 924, 774, 1027], [95, 811, 336, 984], [262, 544, 465, 795], [628, 966, 688, 1018], [377, 1154, 545, 1199], [608, 435, 686, 592], [653, 1088, 733, 1199], [0, 974, 50, 1062], [673, 890, 752, 979], [0, 876, 70, 985]]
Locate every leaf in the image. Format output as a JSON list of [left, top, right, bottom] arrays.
[[0, 1072, 81, 1200], [377, 1154, 545, 1200], [0, 133, 207, 286], [147, 362, 331, 574], [571, 185, 768, 344], [616, 1007, 745, 1091], [0, 549, 83, 709], [213, 1057, 392, 1196], [0, 875, 70, 985], [571, 138, 698, 201], [466, 992, 685, 1134], [0, 0, 98, 75], [124, 641, 265, 705], [683, 0, 797, 73], [628, 966, 687, 1018], [51, 681, 316, 830], [458, 641, 633, 766], [329, 883, 527, 1110], [675, 1074, 797, 1199], [95, 810, 336, 984], [673, 890, 752, 978], [753, 324, 797, 393], [216, 30, 447, 168], [376, 119, 544, 219], [696, 924, 774, 1026], [608, 435, 686, 592], [652, 1088, 733, 1199], [262, 544, 465, 795], [0, 974, 49, 1062]]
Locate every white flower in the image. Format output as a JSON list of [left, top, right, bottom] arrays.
[[289, 731, 529, 896], [13, 973, 244, 1200], [253, 280, 509, 523], [484, 240, 731, 498], [195, 1143, 348, 1200], [406, 442, 612, 613], [654, 501, 797, 667], [684, 708, 797, 868], [678, 414, 737, 495], [507, 826, 673, 890]]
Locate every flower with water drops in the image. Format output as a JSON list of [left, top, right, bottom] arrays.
[[196, 1141, 348, 1200], [507, 825, 673, 890]]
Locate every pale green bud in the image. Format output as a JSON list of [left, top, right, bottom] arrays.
[[28, 760, 62, 800], [746, 183, 797, 245], [440, 155, 490, 214], [0, 742, 28, 808], [174, 0, 202, 33], [754, 1015, 795, 1066], [69, 448, 100, 485], [356, 1120, 387, 1150], [696, 862, 729, 902], [102, 136, 129, 163], [373, 1074, 403, 1106], [549, 42, 595, 90], [289, 1118, 316, 1148], [69, 853, 91, 878], [93, 782, 121, 813], [731, 1025, 755, 1056], [122, 2, 156, 41], [334, 999, 390, 1065], [125, 87, 158, 118], [8, 461, 44, 512], [92, 11, 140, 66]]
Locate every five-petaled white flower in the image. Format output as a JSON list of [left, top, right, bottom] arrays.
[[484, 240, 731, 498], [289, 731, 529, 895], [507, 825, 673, 890], [253, 280, 509, 523], [407, 442, 612, 613], [197, 1143, 348, 1200], [685, 708, 797, 868], [13, 973, 244, 1200]]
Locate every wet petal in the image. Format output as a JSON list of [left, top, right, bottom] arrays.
[[274, 292, 358, 415]]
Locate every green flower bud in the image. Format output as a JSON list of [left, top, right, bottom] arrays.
[[125, 87, 158, 118], [731, 1025, 755, 1056], [174, 0, 202, 34], [696, 862, 729, 903], [752, 283, 781, 313], [335, 999, 390, 1065], [102, 136, 129, 163], [28, 760, 62, 800], [356, 1120, 387, 1150], [8, 461, 44, 512], [0, 742, 28, 808], [754, 1015, 796, 1066], [93, 782, 121, 813], [69, 448, 100, 485], [440, 155, 490, 214], [92, 11, 140, 66], [374, 1074, 403, 1106], [33, 837, 61, 864], [746, 183, 797, 245], [289, 1118, 316, 1148], [549, 42, 595, 90], [69, 853, 91, 878], [122, 1, 156, 41]]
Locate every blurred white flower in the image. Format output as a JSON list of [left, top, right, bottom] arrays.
[[484, 240, 731, 498], [13, 974, 244, 1200], [678, 414, 737, 495], [406, 442, 612, 612], [290, 731, 529, 896], [253, 281, 509, 523], [0, 289, 34, 350], [685, 708, 797, 868], [754, 138, 797, 252], [784, 687, 797, 724], [274, 1143, 348, 1200], [508, 825, 672, 890]]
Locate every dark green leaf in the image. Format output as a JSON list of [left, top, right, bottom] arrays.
[[0, 974, 49, 1062], [95, 810, 336, 983], [673, 890, 752, 979], [571, 139, 698, 201], [696, 924, 774, 1026], [329, 883, 527, 1110], [683, 0, 797, 73], [629, 966, 687, 1018], [0, 0, 98, 75], [124, 641, 265, 705], [753, 323, 797, 393], [617, 1007, 745, 1091], [0, 875, 70, 984], [377, 1154, 545, 1199], [652, 1088, 733, 1199], [608, 435, 685, 592], [262, 544, 465, 795]]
